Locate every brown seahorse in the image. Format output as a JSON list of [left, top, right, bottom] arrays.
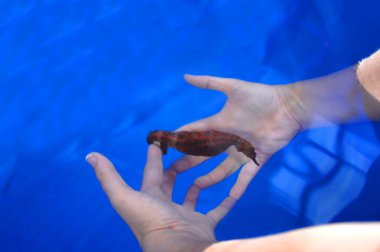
[[147, 130, 259, 166]]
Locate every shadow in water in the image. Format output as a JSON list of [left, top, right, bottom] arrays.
[[219, 122, 380, 239], [333, 121, 380, 221], [295, 129, 356, 225]]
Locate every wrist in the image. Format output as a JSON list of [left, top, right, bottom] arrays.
[[275, 83, 311, 131], [289, 67, 369, 128]]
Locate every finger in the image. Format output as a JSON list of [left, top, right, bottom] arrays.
[[229, 161, 260, 200], [194, 157, 241, 189], [184, 74, 240, 95], [182, 185, 200, 210], [207, 196, 236, 225], [175, 115, 219, 132], [86, 152, 135, 209], [141, 145, 164, 191], [162, 155, 209, 198]]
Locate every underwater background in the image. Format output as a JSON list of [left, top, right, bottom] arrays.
[[1, 0, 380, 251]]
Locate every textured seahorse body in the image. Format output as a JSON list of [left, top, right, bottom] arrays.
[[147, 130, 259, 165]]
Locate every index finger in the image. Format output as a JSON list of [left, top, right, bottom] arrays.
[[141, 144, 164, 191]]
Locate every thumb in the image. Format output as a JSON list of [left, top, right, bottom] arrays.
[[175, 115, 219, 132], [184, 74, 240, 95], [86, 152, 136, 211]]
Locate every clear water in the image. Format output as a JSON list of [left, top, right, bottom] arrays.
[[1, 1, 380, 251]]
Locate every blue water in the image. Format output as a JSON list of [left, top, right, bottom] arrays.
[[1, 1, 380, 251]]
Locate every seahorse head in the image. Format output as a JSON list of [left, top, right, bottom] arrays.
[[147, 130, 167, 144]]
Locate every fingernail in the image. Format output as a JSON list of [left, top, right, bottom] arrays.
[[184, 74, 194, 78], [86, 153, 97, 167]]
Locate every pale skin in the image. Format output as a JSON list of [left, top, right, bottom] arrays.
[[86, 147, 234, 252], [87, 49, 380, 251]]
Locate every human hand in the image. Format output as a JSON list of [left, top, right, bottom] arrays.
[[165, 75, 304, 199], [205, 222, 380, 252], [86, 145, 236, 252]]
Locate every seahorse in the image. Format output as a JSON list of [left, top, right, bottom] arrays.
[[147, 130, 259, 166]]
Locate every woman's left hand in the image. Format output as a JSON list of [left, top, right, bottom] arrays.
[[86, 145, 235, 252]]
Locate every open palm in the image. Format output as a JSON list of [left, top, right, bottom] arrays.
[[87, 145, 235, 251], [164, 75, 302, 199]]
